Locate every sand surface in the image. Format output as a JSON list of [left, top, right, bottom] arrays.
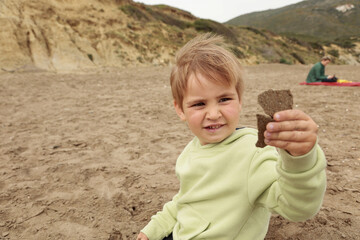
[[0, 64, 359, 239]]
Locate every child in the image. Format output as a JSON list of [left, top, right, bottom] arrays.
[[137, 34, 326, 240]]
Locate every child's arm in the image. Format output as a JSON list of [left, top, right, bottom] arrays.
[[137, 194, 178, 240], [250, 109, 326, 221], [263, 109, 318, 156], [136, 232, 149, 240]]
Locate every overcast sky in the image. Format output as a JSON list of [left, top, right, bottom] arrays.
[[134, 0, 304, 23]]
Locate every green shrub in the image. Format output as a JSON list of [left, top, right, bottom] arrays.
[[309, 41, 324, 51], [290, 52, 305, 64], [244, 26, 268, 39], [229, 46, 245, 59], [288, 37, 306, 47], [87, 54, 93, 62], [328, 49, 339, 58], [145, 7, 190, 29], [279, 58, 292, 65], [334, 39, 355, 49], [137, 56, 144, 63], [193, 19, 238, 44], [193, 19, 214, 32], [120, 5, 149, 21]]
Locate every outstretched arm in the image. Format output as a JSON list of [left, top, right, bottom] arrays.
[[250, 111, 326, 221]]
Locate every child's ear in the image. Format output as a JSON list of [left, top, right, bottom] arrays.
[[174, 100, 186, 121]]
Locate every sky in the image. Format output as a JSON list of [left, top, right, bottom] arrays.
[[134, 0, 304, 23]]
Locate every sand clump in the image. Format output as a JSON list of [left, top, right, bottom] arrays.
[[256, 89, 293, 148], [0, 64, 359, 239], [258, 89, 293, 117], [256, 114, 274, 148]]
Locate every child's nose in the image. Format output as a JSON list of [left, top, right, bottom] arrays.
[[206, 106, 221, 120]]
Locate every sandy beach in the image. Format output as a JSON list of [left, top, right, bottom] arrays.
[[0, 64, 359, 239]]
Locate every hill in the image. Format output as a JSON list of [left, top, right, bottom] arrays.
[[226, 0, 360, 41], [0, 0, 359, 72]]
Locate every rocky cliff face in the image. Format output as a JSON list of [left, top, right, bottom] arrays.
[[0, 0, 173, 72]]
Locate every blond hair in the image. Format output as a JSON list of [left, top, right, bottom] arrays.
[[321, 55, 332, 61], [170, 33, 244, 110]]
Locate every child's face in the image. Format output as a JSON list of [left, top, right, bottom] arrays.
[[174, 73, 242, 145]]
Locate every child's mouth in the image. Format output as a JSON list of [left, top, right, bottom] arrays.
[[204, 124, 224, 131]]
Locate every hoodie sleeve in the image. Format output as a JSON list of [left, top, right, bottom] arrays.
[[141, 194, 178, 240], [248, 143, 327, 222]]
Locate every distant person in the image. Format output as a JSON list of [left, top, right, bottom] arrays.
[[306, 56, 338, 83], [137, 34, 327, 240]]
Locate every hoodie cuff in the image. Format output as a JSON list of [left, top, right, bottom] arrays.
[[277, 142, 318, 173]]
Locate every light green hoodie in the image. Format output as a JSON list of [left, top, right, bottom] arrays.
[[141, 128, 327, 240]]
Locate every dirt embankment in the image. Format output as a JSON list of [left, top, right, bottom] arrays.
[[0, 0, 174, 72], [2, 0, 360, 74]]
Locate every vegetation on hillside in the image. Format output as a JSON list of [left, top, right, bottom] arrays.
[[224, 0, 360, 64], [226, 0, 360, 41], [1, 0, 359, 72], [116, 1, 360, 65], [116, 2, 359, 65]]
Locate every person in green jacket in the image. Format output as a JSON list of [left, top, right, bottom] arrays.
[[137, 34, 327, 240], [306, 56, 337, 83]]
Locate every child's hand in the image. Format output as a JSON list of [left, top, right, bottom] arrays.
[[264, 109, 318, 156], [136, 232, 149, 240]]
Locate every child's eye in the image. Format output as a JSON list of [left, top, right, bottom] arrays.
[[219, 98, 232, 103], [191, 102, 205, 107]]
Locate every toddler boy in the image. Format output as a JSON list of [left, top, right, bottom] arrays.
[[137, 34, 326, 240]]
